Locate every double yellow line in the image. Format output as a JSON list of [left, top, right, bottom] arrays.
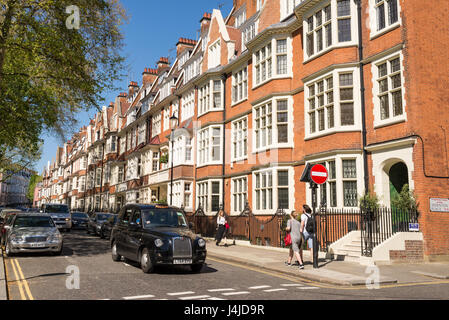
[[9, 258, 34, 300]]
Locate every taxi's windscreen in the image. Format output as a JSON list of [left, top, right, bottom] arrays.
[[142, 210, 188, 228]]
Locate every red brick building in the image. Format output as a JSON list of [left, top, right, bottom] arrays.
[[36, 0, 449, 261]]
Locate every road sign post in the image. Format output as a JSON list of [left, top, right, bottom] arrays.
[[301, 164, 329, 269]]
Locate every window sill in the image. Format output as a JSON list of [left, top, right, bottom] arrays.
[[370, 23, 401, 41], [303, 43, 358, 64], [252, 143, 293, 154], [231, 98, 249, 108], [252, 74, 293, 91], [373, 117, 406, 129], [196, 161, 223, 169], [197, 108, 225, 118], [304, 127, 362, 141]]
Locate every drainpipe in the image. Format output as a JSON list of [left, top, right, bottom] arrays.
[[356, 0, 370, 194]]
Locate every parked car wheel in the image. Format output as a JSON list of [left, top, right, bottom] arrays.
[[140, 248, 154, 274], [52, 246, 63, 256], [111, 241, 121, 262], [191, 263, 204, 273]]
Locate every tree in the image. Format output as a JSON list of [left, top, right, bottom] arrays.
[[0, 0, 127, 177], [27, 173, 42, 202]]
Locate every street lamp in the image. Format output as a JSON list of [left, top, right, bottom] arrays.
[[169, 113, 178, 206]]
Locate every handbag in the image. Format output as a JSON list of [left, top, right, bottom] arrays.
[[284, 233, 292, 246], [225, 222, 229, 230]]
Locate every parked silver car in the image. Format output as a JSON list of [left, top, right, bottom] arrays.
[[4, 213, 63, 256]]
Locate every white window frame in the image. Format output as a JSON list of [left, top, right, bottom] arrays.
[[196, 125, 224, 167], [208, 39, 221, 69], [253, 36, 292, 89], [303, 0, 358, 63], [181, 89, 195, 121], [252, 167, 295, 215], [198, 78, 224, 116], [231, 176, 248, 214], [152, 112, 162, 137], [232, 64, 248, 106], [305, 153, 363, 209], [231, 116, 248, 162], [369, 0, 401, 39], [371, 50, 406, 128], [252, 96, 294, 153], [196, 179, 222, 214], [304, 67, 361, 140]]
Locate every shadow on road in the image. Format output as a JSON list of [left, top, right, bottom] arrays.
[[122, 258, 218, 275], [61, 230, 111, 257]]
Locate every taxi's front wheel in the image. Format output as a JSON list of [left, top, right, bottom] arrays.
[[111, 241, 121, 262], [140, 248, 154, 274]]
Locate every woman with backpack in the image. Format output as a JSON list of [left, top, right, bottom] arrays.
[[300, 204, 314, 266]]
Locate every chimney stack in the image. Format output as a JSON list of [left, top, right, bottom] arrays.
[[157, 57, 170, 74], [128, 81, 139, 97], [142, 68, 158, 86], [200, 12, 212, 33], [176, 37, 197, 57]]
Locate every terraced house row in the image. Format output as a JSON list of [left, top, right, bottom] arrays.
[[35, 0, 449, 259]]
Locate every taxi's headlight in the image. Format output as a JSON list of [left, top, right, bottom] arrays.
[[154, 239, 164, 248], [198, 238, 206, 248]]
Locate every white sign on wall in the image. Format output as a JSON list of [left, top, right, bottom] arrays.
[[430, 198, 449, 213]]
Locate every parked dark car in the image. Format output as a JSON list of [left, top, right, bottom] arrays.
[[71, 212, 89, 230], [110, 204, 207, 273], [99, 215, 118, 240], [87, 213, 115, 236]]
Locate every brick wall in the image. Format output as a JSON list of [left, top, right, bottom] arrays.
[[389, 240, 424, 263]]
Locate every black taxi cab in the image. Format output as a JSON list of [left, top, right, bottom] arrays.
[[110, 204, 207, 273]]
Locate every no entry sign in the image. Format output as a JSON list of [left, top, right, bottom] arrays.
[[310, 164, 328, 185]]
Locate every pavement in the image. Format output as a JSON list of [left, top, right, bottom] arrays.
[[0, 248, 7, 300], [205, 238, 449, 287]]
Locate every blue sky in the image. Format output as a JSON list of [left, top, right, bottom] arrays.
[[34, 0, 234, 174]]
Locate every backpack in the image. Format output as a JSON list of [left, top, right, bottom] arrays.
[[305, 213, 314, 233]]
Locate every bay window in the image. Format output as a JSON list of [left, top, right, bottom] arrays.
[[253, 37, 291, 87], [232, 117, 248, 162], [232, 65, 248, 105], [306, 155, 362, 208], [198, 79, 223, 116], [253, 167, 294, 214], [305, 67, 359, 139], [197, 125, 223, 166], [197, 180, 222, 214], [304, 0, 357, 61], [253, 97, 293, 152]]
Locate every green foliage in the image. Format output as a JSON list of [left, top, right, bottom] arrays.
[[359, 192, 380, 211], [391, 184, 418, 212], [0, 0, 128, 174], [27, 174, 42, 202]]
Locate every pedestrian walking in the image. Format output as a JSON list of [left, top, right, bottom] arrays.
[[285, 210, 304, 269], [215, 209, 227, 246], [300, 204, 314, 265]]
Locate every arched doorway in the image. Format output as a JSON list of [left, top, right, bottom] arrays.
[[389, 162, 409, 209]]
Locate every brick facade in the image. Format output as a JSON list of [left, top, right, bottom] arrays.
[[35, 0, 449, 259]]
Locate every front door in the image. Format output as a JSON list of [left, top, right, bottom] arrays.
[[128, 209, 143, 261]]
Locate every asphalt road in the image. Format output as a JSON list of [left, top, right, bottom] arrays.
[[3, 230, 449, 302]]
